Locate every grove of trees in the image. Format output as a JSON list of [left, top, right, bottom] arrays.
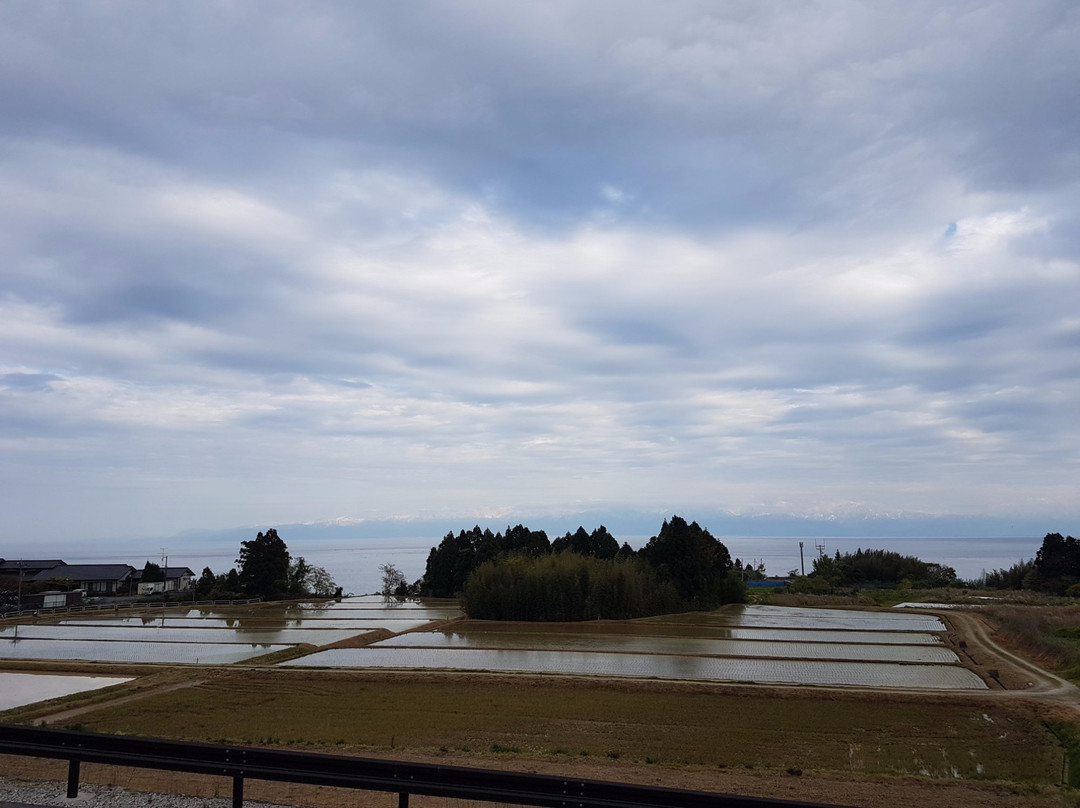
[[806, 548, 957, 590], [1024, 532, 1080, 595], [421, 515, 746, 621], [193, 528, 338, 601]]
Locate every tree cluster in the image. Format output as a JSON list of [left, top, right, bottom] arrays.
[[981, 558, 1036, 590], [192, 528, 338, 601], [422, 515, 745, 621], [463, 553, 681, 621], [1031, 533, 1080, 594], [422, 524, 618, 598], [807, 548, 957, 589]]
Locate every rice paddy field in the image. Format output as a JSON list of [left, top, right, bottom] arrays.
[[0, 597, 460, 665], [2, 599, 1076, 807], [282, 603, 986, 691], [0, 599, 984, 689]]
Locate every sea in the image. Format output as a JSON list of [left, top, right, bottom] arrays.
[[14, 535, 1043, 597]]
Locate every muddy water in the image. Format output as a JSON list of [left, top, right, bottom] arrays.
[[373, 630, 958, 663], [281, 646, 985, 689], [654, 605, 946, 632], [0, 672, 132, 711], [0, 625, 362, 646], [0, 639, 290, 664]]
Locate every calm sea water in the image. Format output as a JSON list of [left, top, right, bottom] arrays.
[[31, 535, 1042, 596]]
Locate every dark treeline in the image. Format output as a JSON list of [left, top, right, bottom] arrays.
[[982, 559, 1036, 590], [1009, 533, 1080, 595], [974, 533, 1080, 595], [792, 532, 1077, 596], [809, 548, 957, 589], [464, 554, 681, 621], [420, 515, 747, 620]]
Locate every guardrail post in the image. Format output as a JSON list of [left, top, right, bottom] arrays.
[[398, 791, 409, 808], [232, 775, 243, 808], [66, 759, 80, 798]]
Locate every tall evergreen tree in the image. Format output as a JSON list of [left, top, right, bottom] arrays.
[[639, 515, 734, 606], [236, 528, 291, 600]]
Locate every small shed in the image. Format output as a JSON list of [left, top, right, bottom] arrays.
[[21, 590, 84, 609]]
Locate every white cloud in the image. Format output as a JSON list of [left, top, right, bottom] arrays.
[[0, 2, 1078, 541]]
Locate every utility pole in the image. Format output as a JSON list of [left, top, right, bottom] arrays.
[[15, 560, 22, 638], [799, 542, 805, 576]]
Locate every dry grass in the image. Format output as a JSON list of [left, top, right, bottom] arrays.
[[39, 668, 1065, 786], [985, 604, 1080, 679], [756, 592, 879, 608]]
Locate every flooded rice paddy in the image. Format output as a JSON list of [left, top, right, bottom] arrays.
[[0, 671, 132, 711], [0, 596, 456, 664], [1, 600, 984, 690], [369, 630, 958, 662], [282, 604, 985, 690], [0, 639, 293, 664], [651, 605, 947, 633], [280, 648, 989, 687], [281, 646, 983, 689], [2, 625, 370, 645]]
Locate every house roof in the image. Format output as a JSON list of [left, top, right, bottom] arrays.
[[0, 560, 65, 573], [132, 566, 196, 581], [31, 564, 135, 582]]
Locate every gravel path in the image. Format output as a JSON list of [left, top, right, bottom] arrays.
[[0, 779, 282, 808]]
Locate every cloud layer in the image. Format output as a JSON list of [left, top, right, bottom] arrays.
[[2, 2, 1079, 541]]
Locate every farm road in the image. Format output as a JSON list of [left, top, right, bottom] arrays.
[[942, 608, 1080, 707]]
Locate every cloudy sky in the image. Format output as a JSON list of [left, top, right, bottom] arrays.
[[2, 1, 1078, 546]]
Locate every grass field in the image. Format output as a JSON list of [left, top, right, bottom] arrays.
[[45, 669, 1064, 785]]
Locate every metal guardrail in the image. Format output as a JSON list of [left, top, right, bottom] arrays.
[[0, 724, 842, 808]]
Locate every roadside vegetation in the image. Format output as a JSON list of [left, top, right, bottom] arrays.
[[980, 604, 1080, 683]]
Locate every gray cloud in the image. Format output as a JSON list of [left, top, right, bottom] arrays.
[[1, 2, 1078, 542]]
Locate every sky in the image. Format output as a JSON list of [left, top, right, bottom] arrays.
[[2, 1, 1079, 548]]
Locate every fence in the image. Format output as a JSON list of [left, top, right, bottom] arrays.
[[0, 724, 841, 808]]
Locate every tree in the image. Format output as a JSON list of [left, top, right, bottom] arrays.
[[380, 563, 408, 598], [503, 524, 551, 557], [141, 561, 165, 583], [286, 557, 338, 598], [639, 515, 734, 607], [287, 557, 310, 597], [552, 526, 619, 559], [306, 565, 338, 598], [1034, 533, 1080, 594], [236, 528, 291, 600], [194, 567, 216, 598], [223, 568, 241, 594]]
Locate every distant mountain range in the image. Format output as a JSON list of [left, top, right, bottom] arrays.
[[168, 509, 1058, 546]]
